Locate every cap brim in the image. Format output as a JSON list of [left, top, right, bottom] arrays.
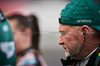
[[92, 25, 100, 31]]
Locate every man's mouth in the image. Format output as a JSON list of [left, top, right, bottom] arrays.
[[62, 45, 66, 49], [63, 47, 66, 49]]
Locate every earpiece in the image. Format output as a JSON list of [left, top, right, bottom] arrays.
[[83, 31, 100, 45], [83, 31, 86, 36]]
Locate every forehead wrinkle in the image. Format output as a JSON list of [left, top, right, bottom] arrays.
[[59, 24, 72, 32]]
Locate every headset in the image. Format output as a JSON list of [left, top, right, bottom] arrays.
[[83, 31, 86, 36]]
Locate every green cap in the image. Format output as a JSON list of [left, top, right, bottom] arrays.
[[0, 10, 16, 66], [60, 0, 100, 31]]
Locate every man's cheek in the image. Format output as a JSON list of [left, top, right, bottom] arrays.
[[65, 35, 73, 42]]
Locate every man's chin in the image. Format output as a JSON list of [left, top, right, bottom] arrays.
[[65, 51, 70, 57]]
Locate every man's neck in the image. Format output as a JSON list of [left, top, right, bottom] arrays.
[[73, 46, 98, 60]]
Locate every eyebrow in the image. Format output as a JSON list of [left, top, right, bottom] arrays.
[[59, 31, 65, 33]]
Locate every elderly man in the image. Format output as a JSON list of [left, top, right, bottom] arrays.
[[58, 0, 100, 66]]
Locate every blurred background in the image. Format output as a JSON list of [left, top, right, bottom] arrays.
[[0, 0, 71, 66]]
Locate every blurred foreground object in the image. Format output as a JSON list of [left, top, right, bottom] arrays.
[[0, 10, 16, 66]]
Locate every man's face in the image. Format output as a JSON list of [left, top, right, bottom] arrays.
[[58, 24, 82, 57]]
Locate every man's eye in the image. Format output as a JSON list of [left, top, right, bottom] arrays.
[[61, 32, 67, 35]]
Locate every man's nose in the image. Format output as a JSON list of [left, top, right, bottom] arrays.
[[58, 36, 64, 45]]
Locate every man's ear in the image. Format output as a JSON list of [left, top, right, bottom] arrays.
[[24, 28, 32, 41], [81, 25, 90, 39]]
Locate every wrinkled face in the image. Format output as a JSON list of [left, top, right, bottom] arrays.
[[58, 24, 82, 57], [9, 19, 27, 55]]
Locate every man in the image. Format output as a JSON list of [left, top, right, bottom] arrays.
[[58, 0, 100, 66]]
